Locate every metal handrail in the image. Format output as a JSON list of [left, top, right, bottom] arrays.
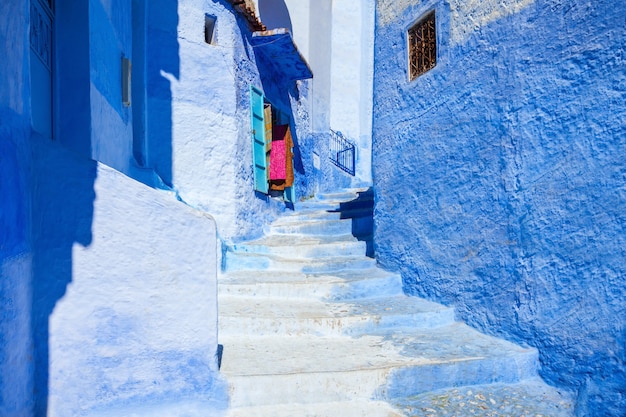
[[329, 130, 355, 176]]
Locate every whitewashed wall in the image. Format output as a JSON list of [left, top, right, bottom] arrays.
[[252, 0, 375, 187], [42, 160, 223, 416]]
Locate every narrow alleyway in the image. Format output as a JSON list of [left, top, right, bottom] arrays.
[[218, 189, 574, 416]]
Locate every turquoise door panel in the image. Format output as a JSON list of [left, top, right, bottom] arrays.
[[284, 186, 295, 204], [250, 86, 268, 193]]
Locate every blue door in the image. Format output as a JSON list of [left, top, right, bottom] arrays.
[[250, 86, 269, 193], [30, 0, 54, 138]]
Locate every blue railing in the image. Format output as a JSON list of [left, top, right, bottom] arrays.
[[329, 130, 355, 176]]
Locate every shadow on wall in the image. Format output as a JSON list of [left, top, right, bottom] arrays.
[[31, 136, 97, 416], [29, 1, 96, 413], [0, 111, 31, 417], [28, 0, 181, 413], [0, 122, 28, 260], [258, 0, 292, 32], [55, 0, 91, 159], [144, 0, 179, 187], [330, 188, 375, 257]]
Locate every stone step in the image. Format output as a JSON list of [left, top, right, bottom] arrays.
[[226, 234, 365, 259], [218, 268, 403, 300], [219, 323, 538, 407], [226, 400, 405, 417], [294, 200, 343, 211], [273, 210, 344, 223], [291, 200, 373, 222], [86, 399, 229, 417], [392, 378, 575, 416], [218, 295, 455, 336], [315, 189, 368, 201], [267, 218, 354, 236], [214, 189, 569, 415], [277, 205, 374, 223], [223, 251, 377, 272]]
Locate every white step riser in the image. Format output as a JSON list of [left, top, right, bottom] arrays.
[[218, 276, 404, 300], [226, 368, 391, 408], [226, 401, 404, 417], [273, 211, 343, 224], [224, 253, 376, 272], [225, 351, 537, 408], [315, 192, 360, 201], [216, 189, 553, 415], [268, 220, 353, 236], [295, 201, 341, 211], [229, 240, 365, 259], [219, 309, 456, 337], [220, 351, 551, 409]]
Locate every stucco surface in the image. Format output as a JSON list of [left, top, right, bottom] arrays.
[[377, 0, 535, 45], [373, 0, 626, 415], [0, 2, 34, 415], [145, 0, 318, 241], [29, 139, 223, 416]]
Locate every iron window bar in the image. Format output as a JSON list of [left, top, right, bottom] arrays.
[[408, 11, 436, 80]]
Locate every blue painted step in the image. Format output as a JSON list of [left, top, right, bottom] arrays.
[[219, 323, 539, 408], [218, 188, 573, 414], [392, 378, 575, 416]]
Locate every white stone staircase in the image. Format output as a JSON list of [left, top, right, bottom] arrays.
[[218, 189, 574, 416]]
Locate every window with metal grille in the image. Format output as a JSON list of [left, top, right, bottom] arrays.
[[407, 11, 436, 80]]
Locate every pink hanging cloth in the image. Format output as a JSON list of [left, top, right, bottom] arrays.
[[269, 125, 289, 180]]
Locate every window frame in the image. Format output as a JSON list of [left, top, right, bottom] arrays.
[[204, 14, 217, 45], [406, 10, 437, 82]]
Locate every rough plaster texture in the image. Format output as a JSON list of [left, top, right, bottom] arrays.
[[31, 139, 224, 416], [373, 0, 626, 415], [378, 0, 535, 45], [2, 1, 226, 415], [0, 2, 34, 415], [0, 116, 32, 417], [145, 0, 319, 241]]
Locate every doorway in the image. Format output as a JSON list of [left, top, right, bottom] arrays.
[[250, 86, 295, 203]]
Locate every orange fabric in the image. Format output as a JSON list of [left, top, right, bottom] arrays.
[[284, 126, 294, 187]]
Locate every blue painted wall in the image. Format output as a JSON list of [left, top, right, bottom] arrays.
[[88, 0, 134, 173], [0, 112, 34, 417], [2, 1, 225, 415], [0, 1, 34, 415], [372, 1, 626, 415]]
